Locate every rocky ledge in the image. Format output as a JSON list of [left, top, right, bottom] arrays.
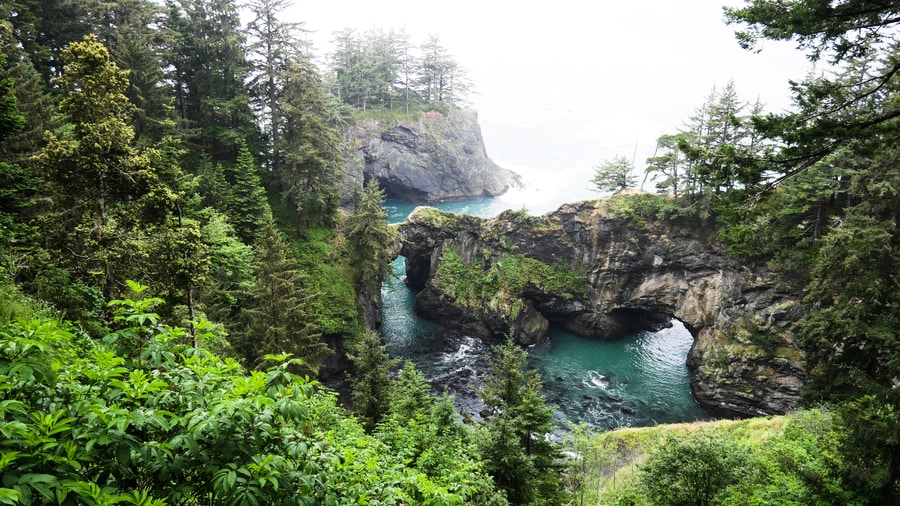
[[395, 198, 805, 418], [342, 109, 519, 204]]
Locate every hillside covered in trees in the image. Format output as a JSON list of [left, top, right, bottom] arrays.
[[0, 0, 898, 504]]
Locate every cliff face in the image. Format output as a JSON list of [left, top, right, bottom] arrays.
[[396, 199, 805, 418], [341, 109, 519, 204]]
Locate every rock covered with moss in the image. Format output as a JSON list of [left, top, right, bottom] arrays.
[[396, 198, 806, 417], [342, 109, 519, 204]]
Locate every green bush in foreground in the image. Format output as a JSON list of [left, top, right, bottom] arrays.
[[0, 283, 500, 505]]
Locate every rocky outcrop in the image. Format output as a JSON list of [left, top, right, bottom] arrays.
[[396, 198, 806, 418], [342, 109, 519, 204]]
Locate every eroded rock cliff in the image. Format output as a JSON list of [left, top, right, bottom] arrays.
[[342, 109, 518, 204], [395, 198, 805, 418]]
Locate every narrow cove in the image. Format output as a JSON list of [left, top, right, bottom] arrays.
[[382, 198, 708, 430]]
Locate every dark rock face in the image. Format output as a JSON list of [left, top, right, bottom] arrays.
[[396, 199, 806, 418], [342, 109, 519, 204]]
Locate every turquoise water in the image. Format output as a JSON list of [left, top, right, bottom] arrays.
[[531, 325, 708, 429], [382, 197, 707, 429]]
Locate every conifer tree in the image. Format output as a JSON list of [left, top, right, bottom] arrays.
[[235, 210, 328, 375], [277, 56, 344, 226], [244, 0, 303, 175], [165, 0, 259, 160], [348, 329, 398, 432], [480, 336, 564, 505], [33, 35, 155, 300], [390, 359, 431, 422], [590, 155, 636, 193], [0, 22, 60, 164], [89, 0, 175, 143], [227, 142, 269, 244], [344, 179, 393, 295]]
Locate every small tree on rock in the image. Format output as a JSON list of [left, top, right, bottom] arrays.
[[591, 155, 637, 193]]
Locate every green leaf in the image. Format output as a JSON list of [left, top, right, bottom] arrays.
[[0, 488, 21, 505]]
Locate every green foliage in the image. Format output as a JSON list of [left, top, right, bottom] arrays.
[[0, 287, 503, 505], [326, 28, 468, 113], [835, 396, 900, 501], [603, 192, 685, 228], [347, 329, 398, 432], [344, 179, 395, 295], [31, 35, 165, 302], [434, 244, 587, 313], [0, 52, 24, 141], [165, 0, 260, 160], [276, 56, 344, 227], [479, 337, 565, 505], [228, 142, 270, 244], [637, 430, 753, 506], [591, 155, 637, 193], [231, 211, 330, 375]]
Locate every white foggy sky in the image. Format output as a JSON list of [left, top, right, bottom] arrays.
[[286, 0, 813, 205]]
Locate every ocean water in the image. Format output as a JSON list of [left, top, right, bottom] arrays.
[[382, 194, 707, 430]]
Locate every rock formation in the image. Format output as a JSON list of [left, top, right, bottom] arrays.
[[395, 198, 805, 418], [341, 109, 519, 204]]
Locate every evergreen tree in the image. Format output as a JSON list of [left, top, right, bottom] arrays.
[[417, 35, 467, 108], [32, 35, 156, 300], [724, 1, 900, 186], [344, 179, 394, 295], [165, 0, 259, 160], [480, 337, 564, 505], [0, 49, 32, 251], [0, 22, 60, 165], [645, 133, 686, 197], [197, 158, 234, 212], [2, 0, 91, 86], [347, 329, 398, 432], [227, 142, 269, 244], [0, 52, 24, 141], [590, 155, 636, 193], [390, 359, 431, 422], [235, 211, 328, 375], [244, 0, 304, 175], [277, 56, 344, 226], [89, 0, 175, 143]]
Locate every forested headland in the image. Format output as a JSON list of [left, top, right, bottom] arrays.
[[0, 0, 898, 504]]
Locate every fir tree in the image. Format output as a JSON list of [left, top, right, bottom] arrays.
[[235, 210, 328, 376], [480, 336, 564, 505], [344, 179, 394, 295], [33, 35, 156, 300], [227, 142, 268, 244], [347, 329, 398, 432]]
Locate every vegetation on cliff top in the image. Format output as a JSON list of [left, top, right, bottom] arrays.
[[433, 244, 586, 311]]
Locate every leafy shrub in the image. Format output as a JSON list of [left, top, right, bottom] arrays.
[[0, 282, 500, 505]]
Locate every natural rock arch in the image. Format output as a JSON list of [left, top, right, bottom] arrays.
[[395, 200, 805, 418]]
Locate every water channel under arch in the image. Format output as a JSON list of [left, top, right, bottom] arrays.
[[382, 198, 708, 429]]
